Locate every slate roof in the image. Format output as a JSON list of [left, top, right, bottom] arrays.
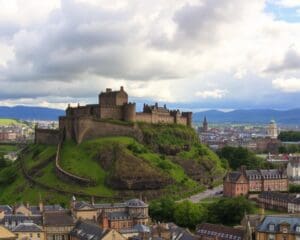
[[0, 205, 13, 214], [70, 221, 108, 240], [74, 201, 126, 210], [256, 216, 300, 233], [1, 215, 42, 230], [126, 199, 148, 208], [227, 172, 242, 182], [12, 222, 43, 232], [43, 212, 74, 226], [29, 205, 64, 214], [108, 212, 130, 221], [196, 223, 245, 240], [259, 191, 296, 202]]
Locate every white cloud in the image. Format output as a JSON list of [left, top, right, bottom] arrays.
[[274, 0, 300, 8], [0, 0, 299, 108], [195, 89, 228, 99], [272, 77, 300, 92]]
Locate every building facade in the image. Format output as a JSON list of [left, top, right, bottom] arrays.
[[224, 167, 288, 197], [287, 157, 300, 182], [71, 199, 149, 231], [256, 216, 300, 240]]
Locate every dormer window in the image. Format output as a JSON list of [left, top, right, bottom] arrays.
[[296, 226, 300, 233], [269, 224, 275, 231]]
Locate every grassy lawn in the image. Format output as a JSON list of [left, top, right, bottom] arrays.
[[0, 144, 18, 152], [0, 118, 22, 125]]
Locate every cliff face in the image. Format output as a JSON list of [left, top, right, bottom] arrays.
[[94, 143, 173, 190]]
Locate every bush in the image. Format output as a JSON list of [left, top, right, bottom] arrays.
[[0, 166, 17, 185], [289, 184, 300, 193]]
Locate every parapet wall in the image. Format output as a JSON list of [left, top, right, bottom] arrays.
[[35, 128, 60, 145]]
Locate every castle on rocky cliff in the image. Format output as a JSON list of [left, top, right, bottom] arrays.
[[35, 87, 192, 144]]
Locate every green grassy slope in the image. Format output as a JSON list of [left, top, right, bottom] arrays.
[[0, 118, 23, 125], [0, 123, 225, 205]]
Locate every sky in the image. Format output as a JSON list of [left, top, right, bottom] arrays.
[[0, 0, 300, 111]]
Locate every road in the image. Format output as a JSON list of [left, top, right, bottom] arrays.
[[178, 185, 223, 203]]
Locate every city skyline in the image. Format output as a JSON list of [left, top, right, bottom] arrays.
[[0, 0, 299, 110]]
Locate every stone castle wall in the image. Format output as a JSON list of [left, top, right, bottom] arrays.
[[34, 128, 60, 145], [61, 116, 143, 144]]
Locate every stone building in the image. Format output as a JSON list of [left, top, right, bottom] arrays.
[[256, 216, 300, 240], [196, 223, 248, 240], [35, 87, 192, 144], [287, 157, 300, 182], [223, 167, 288, 197], [70, 221, 125, 240], [12, 222, 44, 240], [71, 198, 149, 231], [258, 191, 300, 213]]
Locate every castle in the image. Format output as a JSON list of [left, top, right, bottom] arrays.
[[36, 87, 192, 144]]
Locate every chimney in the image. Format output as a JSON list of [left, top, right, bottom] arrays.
[[26, 202, 30, 209], [91, 196, 95, 206], [106, 88, 112, 92], [120, 86, 124, 91]]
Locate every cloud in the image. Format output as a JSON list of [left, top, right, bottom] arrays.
[[272, 77, 300, 92], [266, 48, 300, 73], [195, 89, 228, 99], [274, 0, 300, 8], [0, 0, 299, 109]]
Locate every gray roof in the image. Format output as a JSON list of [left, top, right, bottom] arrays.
[[256, 216, 300, 233], [70, 221, 108, 240], [43, 211, 75, 226], [74, 201, 126, 210], [0, 205, 13, 214], [12, 222, 43, 232], [126, 199, 147, 208], [108, 211, 130, 220], [227, 172, 242, 182], [1, 215, 42, 230]]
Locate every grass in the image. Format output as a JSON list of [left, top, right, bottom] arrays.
[[0, 144, 18, 152], [0, 118, 22, 125], [23, 144, 56, 169]]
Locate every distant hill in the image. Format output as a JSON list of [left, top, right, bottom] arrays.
[[1, 105, 299, 124], [193, 109, 300, 124], [0, 106, 64, 121]]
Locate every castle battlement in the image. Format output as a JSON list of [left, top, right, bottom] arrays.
[[55, 87, 192, 143]]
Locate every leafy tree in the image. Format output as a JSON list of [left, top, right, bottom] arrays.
[[279, 131, 300, 142], [207, 196, 255, 225], [289, 184, 300, 193], [217, 146, 269, 170], [149, 197, 176, 222], [173, 200, 207, 228]]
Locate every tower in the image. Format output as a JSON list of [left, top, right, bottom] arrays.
[[203, 116, 208, 132], [267, 120, 278, 139]]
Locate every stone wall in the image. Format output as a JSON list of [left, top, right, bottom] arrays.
[[62, 116, 143, 144], [35, 128, 60, 145], [100, 106, 123, 120]]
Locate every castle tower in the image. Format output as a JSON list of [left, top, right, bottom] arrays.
[[203, 116, 208, 132], [123, 103, 136, 122], [182, 112, 193, 127], [267, 120, 278, 139]]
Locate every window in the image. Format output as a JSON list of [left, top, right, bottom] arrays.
[[38, 233, 41, 238], [268, 234, 275, 240], [296, 226, 300, 233], [30, 233, 33, 238], [269, 224, 275, 231]]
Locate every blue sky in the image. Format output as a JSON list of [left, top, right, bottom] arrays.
[[0, 0, 299, 110]]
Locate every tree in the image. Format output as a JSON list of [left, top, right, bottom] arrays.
[[207, 196, 254, 225], [173, 200, 207, 229], [149, 197, 176, 222]]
